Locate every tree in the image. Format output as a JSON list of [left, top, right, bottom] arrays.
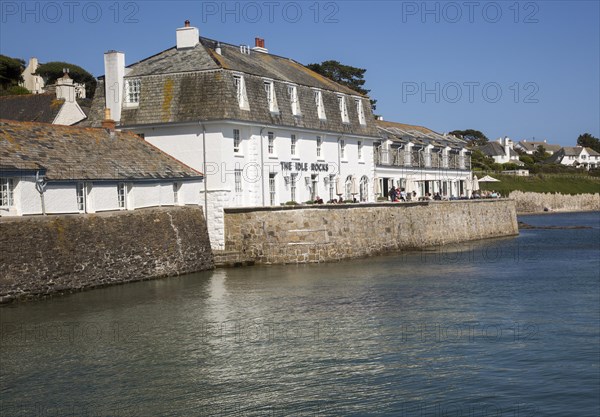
[[532, 144, 551, 162], [577, 133, 600, 153], [35, 61, 96, 98], [0, 54, 25, 90], [306, 60, 376, 110], [471, 149, 495, 170], [449, 129, 489, 147]]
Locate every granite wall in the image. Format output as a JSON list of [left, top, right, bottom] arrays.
[[0, 206, 214, 303], [509, 191, 600, 213], [224, 200, 518, 264]]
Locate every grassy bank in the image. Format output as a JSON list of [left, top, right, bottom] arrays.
[[477, 173, 600, 195]]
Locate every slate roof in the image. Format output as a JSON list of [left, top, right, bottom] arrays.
[[87, 35, 378, 137], [375, 120, 467, 149], [516, 141, 561, 153], [477, 142, 520, 158], [0, 93, 92, 125], [0, 93, 64, 123], [0, 119, 202, 181]]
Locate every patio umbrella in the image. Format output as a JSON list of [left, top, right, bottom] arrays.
[[373, 177, 380, 195], [472, 175, 480, 192], [335, 175, 342, 195], [351, 176, 358, 195], [478, 175, 500, 183]]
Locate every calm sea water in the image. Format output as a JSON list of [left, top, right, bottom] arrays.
[[1, 212, 599, 417]]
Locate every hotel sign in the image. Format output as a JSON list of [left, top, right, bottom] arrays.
[[280, 161, 329, 172]]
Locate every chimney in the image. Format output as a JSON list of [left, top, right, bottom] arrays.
[[215, 41, 222, 55], [55, 68, 75, 102], [104, 50, 125, 122], [176, 20, 199, 49], [252, 37, 268, 54], [102, 108, 116, 132]]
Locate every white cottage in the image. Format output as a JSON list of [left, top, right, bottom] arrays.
[[0, 119, 204, 217], [546, 146, 600, 170], [86, 21, 380, 248]]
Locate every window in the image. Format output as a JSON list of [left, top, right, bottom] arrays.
[[290, 173, 297, 202], [340, 139, 346, 159], [268, 132, 275, 155], [314, 89, 326, 120], [125, 79, 141, 104], [359, 176, 369, 202], [264, 80, 278, 112], [338, 95, 349, 123], [233, 129, 241, 153], [0, 178, 14, 207], [345, 175, 353, 201], [233, 74, 249, 109], [355, 98, 366, 125], [234, 169, 243, 193], [316, 136, 322, 158], [269, 173, 276, 206], [287, 84, 300, 116], [173, 182, 179, 205], [76, 182, 86, 212], [291, 134, 297, 156], [358, 141, 363, 160], [117, 183, 126, 209]]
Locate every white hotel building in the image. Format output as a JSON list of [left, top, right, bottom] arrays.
[[82, 22, 472, 248]]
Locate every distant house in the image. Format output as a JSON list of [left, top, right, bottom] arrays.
[[477, 137, 523, 165], [545, 146, 600, 170], [515, 139, 561, 155], [0, 72, 89, 126], [0, 119, 204, 217], [19, 57, 86, 98]]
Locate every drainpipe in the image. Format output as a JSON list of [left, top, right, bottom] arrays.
[[200, 122, 208, 218], [260, 127, 266, 206]]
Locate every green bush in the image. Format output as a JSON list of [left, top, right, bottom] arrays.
[[0, 85, 30, 96], [285, 201, 298, 206]]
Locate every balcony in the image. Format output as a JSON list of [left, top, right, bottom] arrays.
[[375, 148, 470, 170]]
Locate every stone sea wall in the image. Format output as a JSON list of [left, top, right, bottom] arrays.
[[509, 191, 600, 213], [0, 206, 214, 303], [224, 199, 518, 264]]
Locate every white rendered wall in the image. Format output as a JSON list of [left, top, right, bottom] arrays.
[[44, 184, 79, 214], [132, 183, 161, 209], [93, 183, 120, 212]]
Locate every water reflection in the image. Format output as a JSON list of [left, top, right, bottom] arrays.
[[1, 212, 599, 416]]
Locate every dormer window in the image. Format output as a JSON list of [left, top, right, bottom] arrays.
[[314, 89, 326, 120], [355, 97, 366, 125], [233, 74, 249, 110], [125, 79, 141, 105], [263, 79, 278, 113], [338, 94, 349, 123], [287, 84, 300, 116]]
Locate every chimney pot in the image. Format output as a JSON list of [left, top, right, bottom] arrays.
[[251, 37, 268, 53], [185, 20, 190, 27]]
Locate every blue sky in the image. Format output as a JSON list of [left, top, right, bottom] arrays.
[[1, 0, 598, 145]]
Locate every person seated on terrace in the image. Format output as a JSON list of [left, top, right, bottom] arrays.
[[399, 188, 407, 201], [315, 196, 324, 204], [433, 192, 442, 201]]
